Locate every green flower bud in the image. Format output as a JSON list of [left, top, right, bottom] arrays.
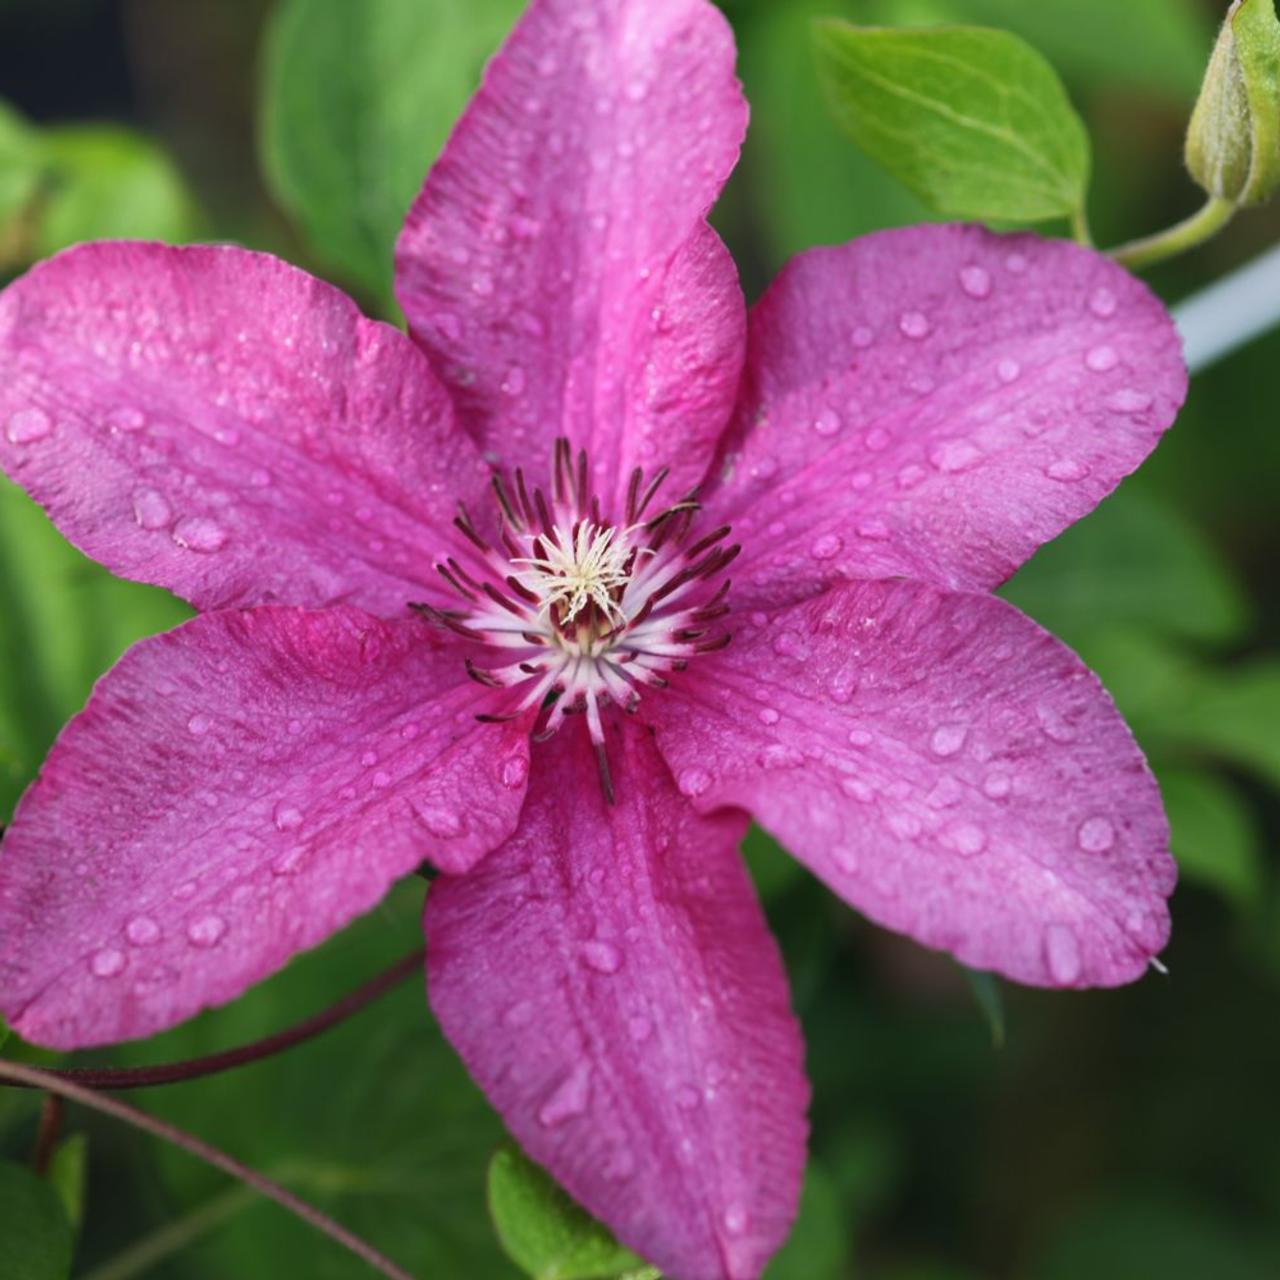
[[1186, 0, 1280, 206]]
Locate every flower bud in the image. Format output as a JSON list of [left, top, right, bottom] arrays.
[[1185, 0, 1280, 206]]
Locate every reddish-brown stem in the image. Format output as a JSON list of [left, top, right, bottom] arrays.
[[32, 1093, 62, 1176], [0, 1058, 419, 1280], [4, 947, 424, 1092]]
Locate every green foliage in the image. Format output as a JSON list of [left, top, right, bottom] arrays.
[[0, 1158, 75, 1280], [260, 0, 523, 308], [488, 1144, 655, 1280], [959, 968, 1005, 1048], [763, 1163, 848, 1280], [813, 19, 1090, 224], [47, 1134, 88, 1233], [856, 0, 1213, 101], [0, 476, 192, 820], [1161, 768, 1264, 911], [1001, 490, 1249, 649], [35, 126, 200, 255], [0, 100, 42, 232]]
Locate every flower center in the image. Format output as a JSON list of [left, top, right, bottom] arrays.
[[417, 438, 738, 799]]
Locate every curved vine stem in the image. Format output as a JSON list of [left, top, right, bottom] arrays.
[[1109, 196, 1236, 271], [0, 1057, 419, 1280], [4, 946, 424, 1091]]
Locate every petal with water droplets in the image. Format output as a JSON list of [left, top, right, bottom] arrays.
[[707, 224, 1186, 609], [0, 605, 530, 1049], [426, 724, 807, 1280], [646, 578, 1174, 988], [395, 0, 748, 508], [0, 242, 487, 616]]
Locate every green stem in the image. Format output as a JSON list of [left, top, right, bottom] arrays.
[[1109, 196, 1236, 270], [1069, 204, 1093, 247]]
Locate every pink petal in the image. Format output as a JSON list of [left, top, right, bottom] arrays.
[[426, 724, 807, 1280], [0, 242, 489, 616], [395, 0, 748, 510], [706, 226, 1187, 609], [0, 606, 530, 1049], [646, 579, 1174, 988]]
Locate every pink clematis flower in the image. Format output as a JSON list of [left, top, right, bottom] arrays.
[[0, 0, 1185, 1275]]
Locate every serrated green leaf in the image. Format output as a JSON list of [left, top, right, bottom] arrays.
[[488, 1143, 654, 1280], [47, 1134, 88, 1233], [34, 126, 200, 255], [1000, 491, 1249, 648], [0, 1159, 74, 1280], [1159, 768, 1264, 910], [260, 0, 523, 307], [813, 19, 1090, 223]]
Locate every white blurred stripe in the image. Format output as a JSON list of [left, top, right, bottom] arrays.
[[1173, 241, 1280, 374]]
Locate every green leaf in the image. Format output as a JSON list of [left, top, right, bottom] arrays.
[[742, 823, 806, 901], [1159, 768, 1264, 910], [0, 98, 43, 230], [0, 475, 193, 819], [34, 126, 200, 255], [487, 1143, 655, 1280], [857, 0, 1213, 101], [1000, 491, 1249, 648], [763, 1163, 848, 1280], [1174, 660, 1280, 791], [260, 0, 523, 307], [0, 1159, 74, 1280], [813, 19, 1090, 223], [959, 967, 1005, 1048], [47, 1134, 88, 1233]]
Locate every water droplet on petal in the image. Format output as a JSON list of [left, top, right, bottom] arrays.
[[6, 408, 53, 444], [108, 407, 146, 432], [929, 439, 983, 473], [982, 772, 1012, 799], [500, 754, 528, 789], [864, 427, 891, 451], [504, 1000, 535, 1028], [812, 408, 841, 436], [1106, 388, 1153, 414], [676, 1084, 700, 1111], [580, 940, 622, 974], [538, 1062, 591, 1127], [1036, 702, 1078, 742], [187, 914, 227, 949], [851, 325, 874, 348], [758, 707, 780, 726], [132, 487, 173, 530], [501, 365, 526, 396], [857, 518, 890, 541], [848, 728, 873, 747], [723, 1205, 749, 1235], [899, 310, 930, 339], [371, 769, 392, 789], [172, 516, 227, 553], [997, 358, 1021, 384], [946, 822, 987, 856], [273, 802, 304, 831], [678, 767, 711, 797], [250, 467, 273, 487], [897, 464, 926, 489], [810, 533, 843, 561], [627, 1014, 652, 1042], [930, 724, 968, 756], [271, 846, 308, 876], [1045, 457, 1090, 482], [1005, 252, 1028, 273], [186, 713, 210, 737], [416, 804, 464, 838], [1085, 345, 1118, 372], [91, 947, 126, 978], [1088, 286, 1117, 318], [1076, 816, 1115, 853], [1044, 923, 1083, 985], [126, 916, 161, 946], [959, 265, 992, 298]]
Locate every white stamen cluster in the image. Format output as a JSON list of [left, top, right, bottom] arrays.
[[418, 439, 737, 799]]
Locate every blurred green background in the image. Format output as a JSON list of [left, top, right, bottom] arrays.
[[1, 0, 1278, 1276]]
